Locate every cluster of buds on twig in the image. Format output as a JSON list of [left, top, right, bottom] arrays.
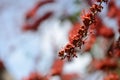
[[22, 0, 54, 31], [59, 0, 109, 61]]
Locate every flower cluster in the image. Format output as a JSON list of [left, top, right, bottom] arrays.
[[59, 0, 108, 61]]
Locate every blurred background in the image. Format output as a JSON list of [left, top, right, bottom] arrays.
[[0, 0, 120, 80]]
